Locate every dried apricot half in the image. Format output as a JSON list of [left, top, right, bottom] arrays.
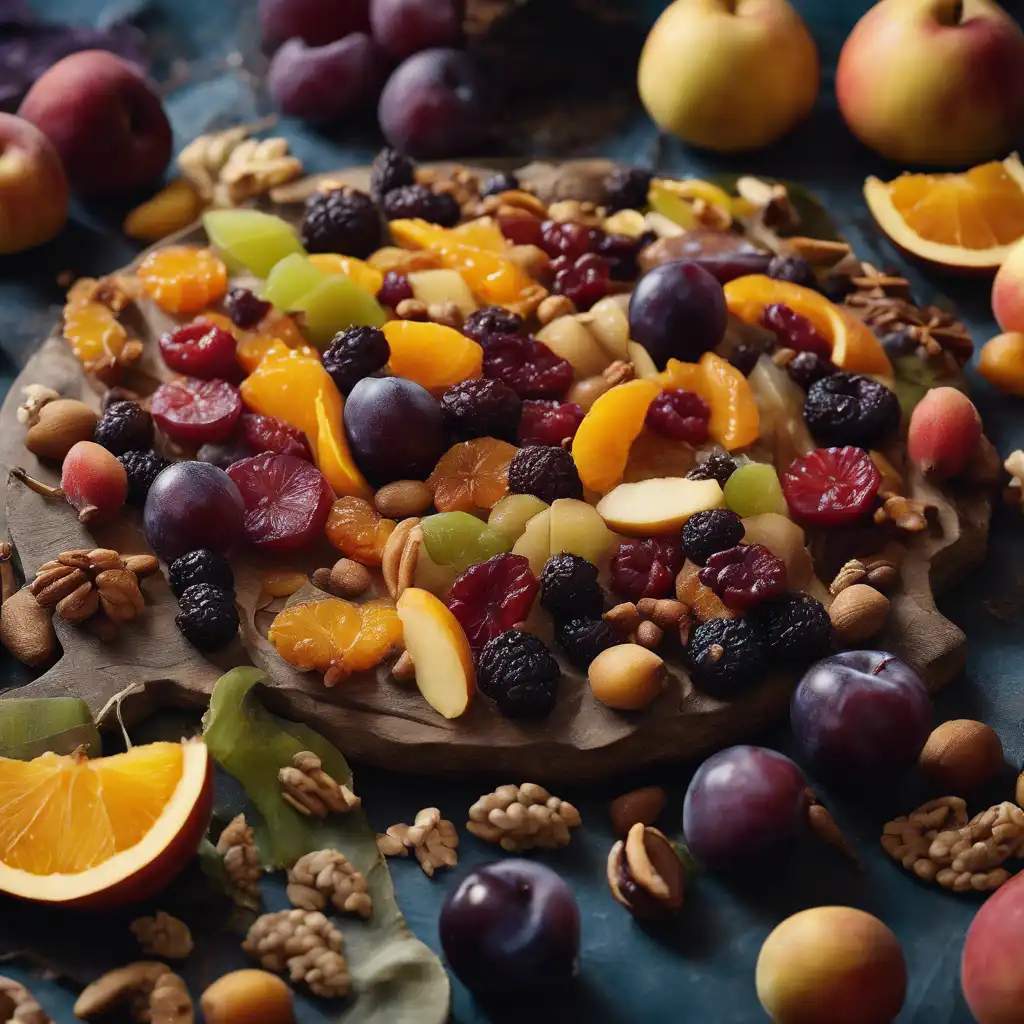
[[326, 496, 397, 565]]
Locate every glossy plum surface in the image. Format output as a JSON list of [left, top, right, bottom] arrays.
[[791, 651, 932, 784], [439, 859, 580, 997], [683, 745, 808, 870]]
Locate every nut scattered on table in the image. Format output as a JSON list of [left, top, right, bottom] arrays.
[[287, 850, 372, 919], [919, 720, 1005, 793], [216, 813, 262, 902], [467, 783, 581, 852], [130, 911, 194, 960], [609, 786, 668, 838], [74, 962, 192, 1023], [828, 584, 889, 643], [278, 751, 360, 818], [0, 975, 51, 1024], [607, 823, 686, 920], [377, 807, 459, 876], [243, 909, 349, 999]]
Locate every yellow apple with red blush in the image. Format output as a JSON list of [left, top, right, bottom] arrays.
[[0, 113, 68, 255]]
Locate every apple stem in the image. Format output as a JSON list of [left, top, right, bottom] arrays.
[[936, 0, 964, 26]]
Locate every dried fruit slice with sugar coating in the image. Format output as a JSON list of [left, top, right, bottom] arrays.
[[382, 320, 483, 390], [268, 598, 362, 672], [427, 438, 518, 513], [447, 553, 539, 656], [137, 246, 228, 315], [63, 279, 132, 377], [571, 379, 661, 493], [781, 446, 881, 528], [325, 496, 397, 565]]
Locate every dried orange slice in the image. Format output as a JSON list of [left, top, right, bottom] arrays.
[[0, 740, 211, 909], [864, 154, 1024, 271], [382, 320, 483, 391], [572, 378, 661, 493], [723, 275, 893, 379], [428, 438, 517, 513], [137, 245, 228, 314], [344, 599, 403, 672], [325, 497, 396, 565]]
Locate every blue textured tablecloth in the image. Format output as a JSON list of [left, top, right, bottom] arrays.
[[4, 2, 1024, 1021]]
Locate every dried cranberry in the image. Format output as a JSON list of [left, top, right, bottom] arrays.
[[483, 334, 574, 399], [518, 400, 585, 447], [377, 271, 414, 308], [596, 233, 642, 280], [463, 306, 524, 345], [781, 446, 881, 528], [645, 389, 710, 444], [150, 378, 242, 445], [225, 287, 271, 329], [240, 413, 312, 461], [159, 320, 238, 379], [698, 544, 788, 610], [447, 553, 539, 657], [540, 221, 593, 261], [760, 303, 832, 358], [610, 538, 683, 603], [553, 252, 611, 310], [498, 212, 544, 248]]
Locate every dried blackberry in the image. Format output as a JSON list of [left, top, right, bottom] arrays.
[[804, 372, 901, 448], [687, 617, 766, 699], [93, 401, 153, 456], [540, 554, 604, 619], [462, 306, 524, 344], [787, 351, 837, 390], [302, 188, 382, 258], [685, 452, 737, 488], [117, 450, 169, 508], [605, 165, 653, 212], [751, 592, 832, 667], [168, 549, 235, 600], [682, 509, 745, 566], [508, 445, 584, 504], [224, 286, 271, 329], [480, 171, 519, 197], [381, 184, 460, 227], [554, 616, 620, 670], [370, 146, 415, 202], [322, 326, 390, 395], [440, 378, 521, 443], [175, 583, 239, 652], [477, 630, 561, 719], [767, 255, 816, 289]]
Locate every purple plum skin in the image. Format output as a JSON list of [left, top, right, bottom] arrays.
[[791, 650, 932, 783]]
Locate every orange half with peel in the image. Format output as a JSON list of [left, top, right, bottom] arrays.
[[0, 739, 212, 909], [864, 154, 1024, 272], [723, 275, 893, 380]]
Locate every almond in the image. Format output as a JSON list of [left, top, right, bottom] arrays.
[[0, 587, 56, 667], [24, 399, 98, 461], [828, 584, 889, 643], [609, 786, 668, 838], [374, 481, 433, 521]]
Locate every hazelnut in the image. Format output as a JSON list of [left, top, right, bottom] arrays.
[[588, 644, 666, 710], [828, 584, 889, 643], [919, 720, 1004, 792], [606, 823, 686, 920], [24, 399, 98, 461], [374, 480, 433, 520], [329, 558, 372, 599], [609, 786, 668, 837]]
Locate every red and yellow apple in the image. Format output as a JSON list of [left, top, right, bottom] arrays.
[[19, 50, 172, 197], [0, 112, 68, 255], [992, 238, 1024, 333], [962, 869, 1024, 1023], [836, 0, 1024, 166], [637, 0, 819, 153]]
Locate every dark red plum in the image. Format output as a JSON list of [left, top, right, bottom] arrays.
[[378, 48, 488, 158], [143, 461, 245, 563], [683, 745, 808, 871], [791, 651, 932, 784], [628, 261, 728, 368], [260, 0, 370, 50], [343, 375, 446, 485], [439, 859, 579, 997], [370, 0, 464, 62]]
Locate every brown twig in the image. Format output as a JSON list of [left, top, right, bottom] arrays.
[[9, 467, 63, 500], [0, 543, 17, 604]]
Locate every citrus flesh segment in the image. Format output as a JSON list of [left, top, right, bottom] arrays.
[[382, 320, 483, 391], [863, 154, 1024, 270], [723, 275, 893, 379], [0, 740, 211, 906]]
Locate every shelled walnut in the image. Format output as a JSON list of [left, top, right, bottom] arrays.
[[287, 850, 372, 919], [377, 807, 459, 877], [74, 963, 192, 1023], [216, 814, 262, 902], [243, 910, 348, 999], [467, 784, 581, 851], [0, 976, 51, 1024], [130, 911, 194, 960], [279, 752, 360, 818]]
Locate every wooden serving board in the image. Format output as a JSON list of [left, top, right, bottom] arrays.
[[0, 160, 993, 780]]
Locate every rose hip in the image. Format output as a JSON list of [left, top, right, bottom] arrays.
[[61, 440, 128, 524], [159, 320, 239, 379]]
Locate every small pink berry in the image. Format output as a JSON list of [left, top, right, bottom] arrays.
[[907, 387, 982, 481], [61, 441, 128, 524]]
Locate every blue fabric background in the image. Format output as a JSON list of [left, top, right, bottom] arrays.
[[4, 1, 1024, 1020]]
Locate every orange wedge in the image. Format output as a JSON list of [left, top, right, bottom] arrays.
[[723, 275, 893, 380], [864, 154, 1024, 272], [308, 253, 385, 295], [0, 739, 212, 909]]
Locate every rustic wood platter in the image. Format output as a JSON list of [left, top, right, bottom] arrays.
[[0, 159, 993, 780]]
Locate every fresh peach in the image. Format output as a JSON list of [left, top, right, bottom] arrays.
[[19, 51, 172, 197], [0, 113, 68, 255], [962, 869, 1024, 1023], [992, 238, 1024, 333], [836, 0, 1024, 166], [978, 332, 1024, 395], [756, 906, 907, 1024], [907, 386, 982, 480]]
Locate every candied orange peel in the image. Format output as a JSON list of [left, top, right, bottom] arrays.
[[137, 245, 228, 315], [62, 276, 143, 383]]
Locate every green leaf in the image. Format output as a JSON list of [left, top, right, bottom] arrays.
[[202, 667, 451, 1024], [0, 698, 100, 759], [711, 174, 841, 242]]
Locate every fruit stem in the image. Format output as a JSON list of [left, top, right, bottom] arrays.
[[77, 505, 103, 526], [934, 0, 964, 26], [9, 467, 64, 501]]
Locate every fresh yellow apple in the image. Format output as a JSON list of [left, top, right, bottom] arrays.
[[488, 494, 549, 546], [638, 0, 819, 152], [836, 0, 1024, 166], [549, 498, 616, 565], [627, 341, 659, 380], [597, 478, 724, 536], [407, 269, 479, 318], [583, 296, 631, 362], [511, 508, 552, 576], [396, 588, 475, 719], [536, 316, 609, 379], [741, 513, 812, 588]]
